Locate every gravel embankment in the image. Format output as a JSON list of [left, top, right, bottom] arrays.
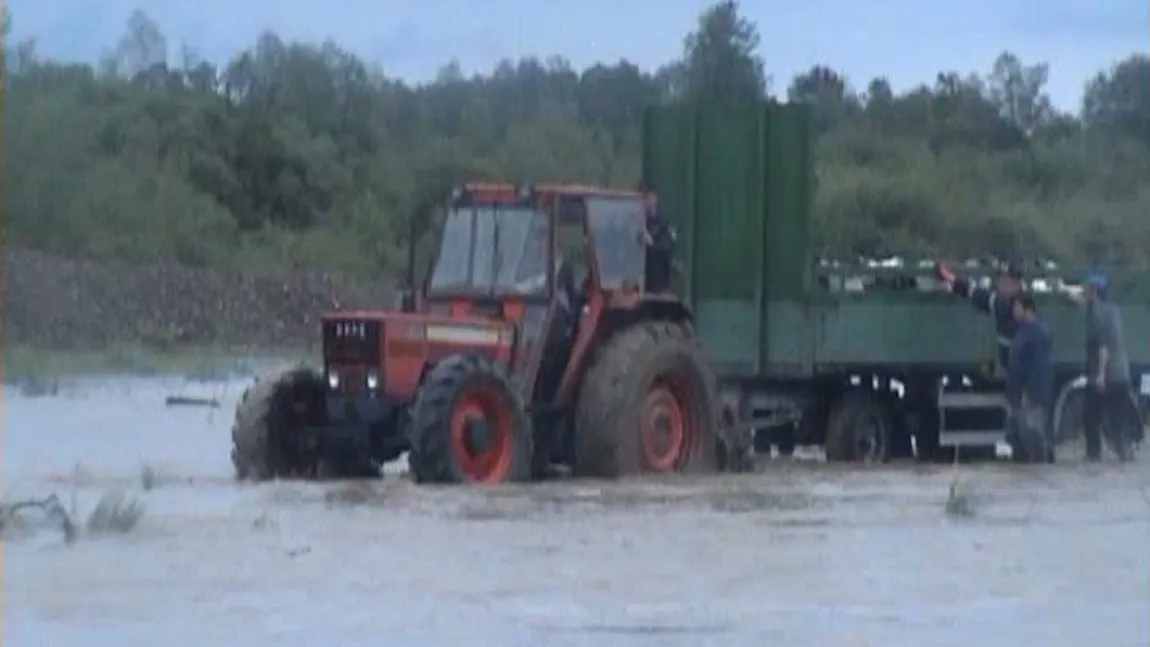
[[3, 247, 394, 350]]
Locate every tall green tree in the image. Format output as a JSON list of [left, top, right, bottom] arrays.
[[787, 65, 860, 135], [3, 5, 1149, 271], [1082, 54, 1150, 144], [986, 51, 1053, 137], [680, 0, 767, 104]]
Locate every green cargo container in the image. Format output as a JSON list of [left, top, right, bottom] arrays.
[[642, 103, 816, 376], [642, 102, 1150, 462]]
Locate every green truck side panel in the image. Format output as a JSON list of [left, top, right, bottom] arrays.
[[812, 291, 1150, 371], [762, 104, 814, 300], [1042, 300, 1150, 367], [813, 300, 994, 366], [642, 103, 1150, 377]]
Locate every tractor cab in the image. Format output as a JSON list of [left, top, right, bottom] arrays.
[[424, 183, 650, 299], [412, 182, 654, 402]]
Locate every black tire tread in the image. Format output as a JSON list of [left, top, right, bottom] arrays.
[[825, 393, 891, 463], [231, 366, 324, 481], [574, 320, 727, 478], [408, 354, 533, 484]]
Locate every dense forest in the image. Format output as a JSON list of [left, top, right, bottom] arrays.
[[4, 2, 1149, 278]]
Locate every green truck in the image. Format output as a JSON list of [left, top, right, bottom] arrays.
[[643, 103, 1150, 461]]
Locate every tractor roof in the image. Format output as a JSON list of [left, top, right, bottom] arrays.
[[458, 182, 643, 204]]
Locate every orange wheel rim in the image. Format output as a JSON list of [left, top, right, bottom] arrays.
[[449, 386, 515, 484], [640, 382, 690, 472]]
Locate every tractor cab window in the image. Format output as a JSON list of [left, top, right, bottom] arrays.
[[428, 205, 551, 296], [587, 197, 646, 290]]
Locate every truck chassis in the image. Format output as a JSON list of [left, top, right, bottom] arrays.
[[723, 365, 1149, 463]]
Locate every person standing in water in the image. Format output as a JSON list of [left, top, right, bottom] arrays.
[[1064, 271, 1136, 462]]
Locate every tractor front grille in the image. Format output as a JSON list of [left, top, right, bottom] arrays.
[[323, 319, 382, 364]]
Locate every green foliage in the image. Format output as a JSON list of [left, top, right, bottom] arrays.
[[4, 2, 1150, 275]]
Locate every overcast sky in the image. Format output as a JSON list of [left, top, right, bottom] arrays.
[[8, 0, 1148, 112]]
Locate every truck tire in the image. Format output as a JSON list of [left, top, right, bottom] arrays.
[[825, 393, 891, 463], [408, 354, 533, 484], [231, 366, 330, 481], [1052, 383, 1087, 461], [768, 425, 797, 458], [575, 321, 725, 478]]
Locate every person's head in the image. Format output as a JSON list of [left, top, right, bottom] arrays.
[[1012, 292, 1038, 323], [997, 264, 1023, 297], [1085, 270, 1108, 303]]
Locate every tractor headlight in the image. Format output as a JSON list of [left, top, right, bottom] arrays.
[[327, 371, 341, 390], [365, 371, 380, 391]]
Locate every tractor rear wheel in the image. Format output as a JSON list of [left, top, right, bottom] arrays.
[[574, 321, 722, 478], [231, 366, 333, 481], [408, 355, 533, 484]]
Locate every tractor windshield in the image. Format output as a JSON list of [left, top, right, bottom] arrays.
[[428, 205, 551, 296]]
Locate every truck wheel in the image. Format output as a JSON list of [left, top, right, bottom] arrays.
[[231, 367, 329, 481], [825, 393, 890, 464], [1052, 385, 1087, 461], [575, 321, 723, 478], [408, 355, 533, 484]]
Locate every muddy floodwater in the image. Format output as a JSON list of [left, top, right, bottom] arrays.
[[4, 371, 1150, 647]]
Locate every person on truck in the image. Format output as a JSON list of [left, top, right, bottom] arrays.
[[639, 182, 677, 293], [936, 262, 1024, 370], [1062, 271, 1137, 461], [1005, 293, 1054, 463]]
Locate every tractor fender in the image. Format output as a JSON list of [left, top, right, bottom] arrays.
[[639, 299, 693, 326]]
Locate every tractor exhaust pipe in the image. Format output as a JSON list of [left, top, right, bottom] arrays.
[[400, 211, 417, 313]]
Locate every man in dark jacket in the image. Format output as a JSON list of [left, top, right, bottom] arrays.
[[937, 262, 1024, 370], [639, 183, 676, 293], [1005, 293, 1055, 462]]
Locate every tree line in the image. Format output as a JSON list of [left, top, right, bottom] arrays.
[[4, 2, 1149, 277]]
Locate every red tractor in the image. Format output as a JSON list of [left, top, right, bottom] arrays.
[[230, 183, 751, 483]]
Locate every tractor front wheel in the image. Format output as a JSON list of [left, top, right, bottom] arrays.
[[231, 366, 332, 481], [575, 321, 721, 478], [408, 355, 533, 484]]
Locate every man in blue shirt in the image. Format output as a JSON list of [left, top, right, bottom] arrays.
[[1005, 293, 1055, 463]]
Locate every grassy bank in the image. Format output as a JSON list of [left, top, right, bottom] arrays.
[[3, 343, 311, 383]]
